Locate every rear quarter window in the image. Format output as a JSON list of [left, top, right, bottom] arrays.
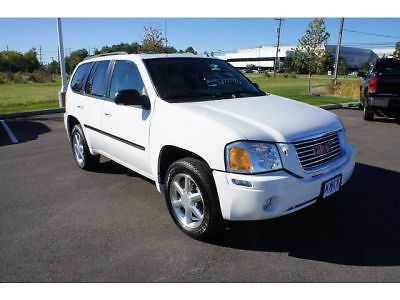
[[70, 62, 93, 93]]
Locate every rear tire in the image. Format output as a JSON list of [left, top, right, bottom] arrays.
[[363, 105, 374, 121], [164, 158, 224, 240], [70, 124, 100, 170]]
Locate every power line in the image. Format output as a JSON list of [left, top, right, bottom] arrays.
[[343, 28, 400, 39]]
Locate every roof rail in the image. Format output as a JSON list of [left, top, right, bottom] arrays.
[[83, 51, 128, 61]]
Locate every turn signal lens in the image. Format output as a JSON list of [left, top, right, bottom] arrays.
[[229, 147, 251, 171]]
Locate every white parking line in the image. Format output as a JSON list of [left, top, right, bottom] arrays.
[[0, 119, 18, 144]]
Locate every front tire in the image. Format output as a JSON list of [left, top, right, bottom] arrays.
[[164, 158, 224, 240], [70, 124, 100, 170]]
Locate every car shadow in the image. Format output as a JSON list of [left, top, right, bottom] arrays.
[[90, 159, 156, 186], [372, 117, 400, 125], [208, 162, 400, 267], [0, 118, 51, 146]]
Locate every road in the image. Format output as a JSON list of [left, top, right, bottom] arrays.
[[0, 109, 399, 282]]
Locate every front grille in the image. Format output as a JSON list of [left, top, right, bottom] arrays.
[[293, 131, 341, 171]]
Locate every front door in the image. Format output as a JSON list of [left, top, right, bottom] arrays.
[[101, 60, 152, 177]]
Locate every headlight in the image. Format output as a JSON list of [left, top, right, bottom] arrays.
[[225, 141, 283, 174]]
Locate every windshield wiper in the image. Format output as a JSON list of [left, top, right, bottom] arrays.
[[167, 92, 215, 101]]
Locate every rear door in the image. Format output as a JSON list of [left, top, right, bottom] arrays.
[[101, 60, 152, 177], [80, 60, 111, 150]]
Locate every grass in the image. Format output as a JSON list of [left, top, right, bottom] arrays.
[[0, 73, 359, 114], [246, 73, 357, 106], [0, 81, 59, 114]]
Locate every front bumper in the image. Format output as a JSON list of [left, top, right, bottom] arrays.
[[213, 144, 356, 221]]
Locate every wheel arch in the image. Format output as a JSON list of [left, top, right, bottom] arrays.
[[66, 114, 80, 140], [157, 145, 212, 187]]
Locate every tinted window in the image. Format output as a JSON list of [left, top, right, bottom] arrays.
[[109, 61, 145, 100], [144, 58, 264, 102], [85, 61, 110, 97], [70, 62, 92, 93], [374, 59, 400, 75]]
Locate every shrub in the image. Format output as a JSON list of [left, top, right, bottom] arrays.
[[0, 72, 8, 84], [332, 79, 360, 100], [30, 70, 48, 83], [263, 72, 271, 78], [12, 72, 28, 84]]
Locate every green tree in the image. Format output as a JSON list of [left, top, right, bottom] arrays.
[[319, 51, 334, 74], [394, 42, 400, 58], [298, 18, 330, 93], [140, 26, 165, 53], [65, 49, 88, 73], [23, 49, 40, 72], [95, 42, 140, 54], [46, 60, 59, 75], [0, 50, 24, 72], [284, 49, 309, 74], [336, 56, 349, 75], [184, 46, 197, 55]]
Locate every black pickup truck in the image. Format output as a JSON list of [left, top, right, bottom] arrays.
[[359, 58, 400, 121]]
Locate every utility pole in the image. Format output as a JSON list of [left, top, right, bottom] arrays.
[[6, 45, 11, 73], [57, 18, 67, 108], [334, 18, 344, 84], [38, 46, 43, 66], [274, 18, 284, 77]]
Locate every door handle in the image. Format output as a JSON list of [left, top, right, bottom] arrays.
[[104, 113, 112, 117], [77, 105, 83, 109]]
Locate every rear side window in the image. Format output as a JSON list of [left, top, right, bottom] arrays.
[[85, 61, 110, 97], [70, 62, 92, 93], [109, 61, 145, 100]]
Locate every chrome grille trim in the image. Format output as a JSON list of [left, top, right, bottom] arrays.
[[293, 131, 341, 171]]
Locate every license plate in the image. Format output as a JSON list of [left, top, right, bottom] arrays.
[[321, 175, 342, 199]]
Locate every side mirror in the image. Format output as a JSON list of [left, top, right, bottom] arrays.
[[357, 71, 366, 78], [114, 89, 151, 110]]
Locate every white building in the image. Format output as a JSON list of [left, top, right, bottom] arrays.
[[371, 48, 396, 58], [215, 45, 380, 71]]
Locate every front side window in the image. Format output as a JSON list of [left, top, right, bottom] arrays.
[[109, 60, 145, 100], [85, 60, 110, 97], [70, 62, 92, 93], [144, 58, 265, 102]]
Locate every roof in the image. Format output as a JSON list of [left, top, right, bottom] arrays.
[[82, 52, 213, 63]]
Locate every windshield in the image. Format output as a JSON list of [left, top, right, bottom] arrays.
[[144, 57, 265, 102]]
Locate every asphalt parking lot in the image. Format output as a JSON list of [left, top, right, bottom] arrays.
[[0, 108, 399, 282]]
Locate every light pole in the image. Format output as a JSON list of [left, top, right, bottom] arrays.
[[274, 18, 284, 77], [57, 18, 67, 108]]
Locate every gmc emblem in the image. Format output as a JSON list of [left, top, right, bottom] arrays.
[[313, 142, 331, 156]]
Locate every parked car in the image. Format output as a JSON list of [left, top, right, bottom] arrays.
[[359, 57, 400, 121], [64, 53, 356, 240]]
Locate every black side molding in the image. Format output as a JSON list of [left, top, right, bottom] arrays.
[[84, 124, 145, 151]]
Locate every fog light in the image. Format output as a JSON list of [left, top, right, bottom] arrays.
[[263, 197, 272, 210], [231, 179, 252, 187]]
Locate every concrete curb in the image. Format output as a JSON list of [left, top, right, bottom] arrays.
[[319, 102, 359, 110], [0, 108, 65, 119]]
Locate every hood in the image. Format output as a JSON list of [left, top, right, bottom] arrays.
[[176, 94, 343, 142]]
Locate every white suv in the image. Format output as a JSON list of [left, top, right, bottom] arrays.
[[64, 52, 356, 240]]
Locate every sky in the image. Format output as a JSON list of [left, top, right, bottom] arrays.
[[0, 18, 399, 63]]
